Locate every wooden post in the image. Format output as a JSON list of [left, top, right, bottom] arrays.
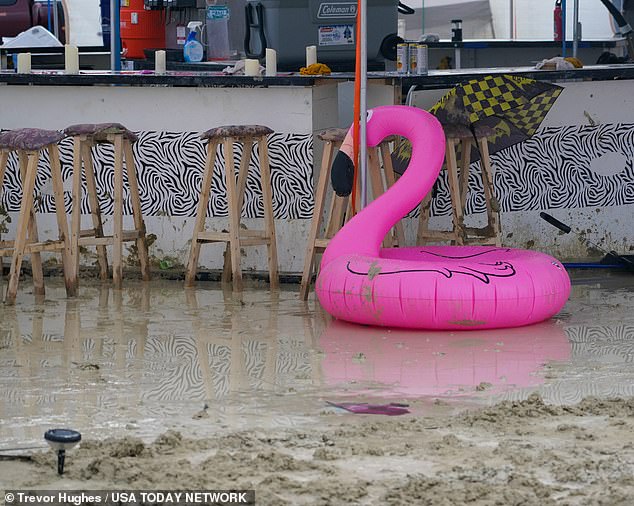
[[300, 140, 335, 300], [81, 140, 109, 280], [6, 152, 39, 304], [112, 134, 124, 289], [185, 140, 219, 287], [49, 144, 77, 296], [258, 136, 279, 289], [123, 139, 151, 281]]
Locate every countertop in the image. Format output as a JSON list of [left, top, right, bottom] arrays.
[[1, 64, 634, 89]]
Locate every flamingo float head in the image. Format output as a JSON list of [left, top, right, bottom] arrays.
[[331, 106, 445, 197]]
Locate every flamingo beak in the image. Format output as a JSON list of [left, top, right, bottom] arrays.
[[330, 128, 355, 196], [329, 109, 374, 197]]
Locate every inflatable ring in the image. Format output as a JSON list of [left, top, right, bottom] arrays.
[[316, 106, 571, 329]]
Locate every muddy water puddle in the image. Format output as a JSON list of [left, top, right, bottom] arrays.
[[2, 271, 634, 450]]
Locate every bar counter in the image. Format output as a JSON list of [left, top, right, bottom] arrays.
[[1, 65, 634, 273], [2, 63, 634, 88]]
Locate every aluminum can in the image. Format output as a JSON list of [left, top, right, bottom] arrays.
[[396, 43, 409, 74], [408, 43, 418, 75], [410, 44, 428, 75]]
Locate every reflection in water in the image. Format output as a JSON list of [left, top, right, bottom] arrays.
[[0, 283, 318, 447], [318, 320, 571, 397], [2, 274, 634, 448]]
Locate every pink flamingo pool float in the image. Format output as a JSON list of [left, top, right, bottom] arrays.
[[316, 106, 571, 329]]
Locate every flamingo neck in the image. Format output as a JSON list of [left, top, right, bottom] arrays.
[[321, 107, 446, 267]]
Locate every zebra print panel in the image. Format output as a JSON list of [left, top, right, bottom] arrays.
[[0, 132, 314, 219], [421, 123, 634, 217], [3, 125, 632, 220], [495, 324, 634, 404], [137, 335, 310, 402], [566, 325, 634, 363]]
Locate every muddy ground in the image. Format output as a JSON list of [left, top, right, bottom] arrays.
[[2, 394, 633, 505]]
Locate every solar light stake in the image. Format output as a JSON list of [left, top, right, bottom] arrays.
[[44, 429, 81, 475]]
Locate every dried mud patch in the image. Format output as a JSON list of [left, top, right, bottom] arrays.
[[2, 395, 634, 505]]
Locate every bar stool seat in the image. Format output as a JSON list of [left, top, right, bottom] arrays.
[[201, 125, 274, 139], [299, 128, 405, 300], [417, 123, 501, 246], [64, 123, 139, 143], [185, 124, 278, 292], [0, 128, 76, 304], [64, 122, 150, 289], [0, 128, 64, 150]]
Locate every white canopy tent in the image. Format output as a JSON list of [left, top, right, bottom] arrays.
[[399, 0, 617, 41], [399, 0, 495, 40]]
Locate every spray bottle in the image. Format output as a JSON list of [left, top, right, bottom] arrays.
[[183, 21, 204, 63]]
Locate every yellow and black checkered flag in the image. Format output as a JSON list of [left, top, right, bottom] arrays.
[[392, 75, 563, 173], [429, 74, 563, 156]]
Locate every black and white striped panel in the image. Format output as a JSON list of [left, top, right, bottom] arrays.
[[137, 334, 311, 402], [4, 124, 633, 220], [567, 325, 634, 363], [424, 123, 634, 216], [0, 132, 314, 220]]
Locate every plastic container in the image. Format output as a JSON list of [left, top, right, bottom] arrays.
[[183, 21, 204, 62], [120, 1, 165, 59], [244, 0, 398, 70], [206, 3, 231, 60]]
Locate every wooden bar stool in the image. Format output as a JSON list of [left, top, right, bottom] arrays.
[[64, 123, 151, 289], [417, 124, 501, 246], [457, 125, 502, 246], [0, 128, 77, 304], [299, 128, 405, 300], [185, 125, 278, 292]]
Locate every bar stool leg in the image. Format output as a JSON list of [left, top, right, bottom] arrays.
[[224, 139, 243, 292], [70, 137, 83, 284], [112, 135, 124, 289], [300, 141, 335, 300], [445, 138, 465, 246], [81, 141, 109, 280], [380, 142, 406, 247], [478, 137, 502, 246], [326, 194, 347, 238], [0, 150, 7, 282], [258, 137, 279, 289], [458, 138, 472, 243], [416, 193, 432, 244], [6, 152, 39, 304], [222, 139, 253, 285], [185, 140, 218, 287], [368, 147, 392, 247], [48, 145, 77, 296], [123, 139, 151, 281], [18, 152, 44, 296], [459, 138, 473, 212]]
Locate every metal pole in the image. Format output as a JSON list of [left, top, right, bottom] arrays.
[[572, 0, 579, 58], [360, 0, 368, 208], [53, 0, 60, 40], [110, 0, 121, 71], [509, 0, 514, 39], [561, 0, 567, 57]]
